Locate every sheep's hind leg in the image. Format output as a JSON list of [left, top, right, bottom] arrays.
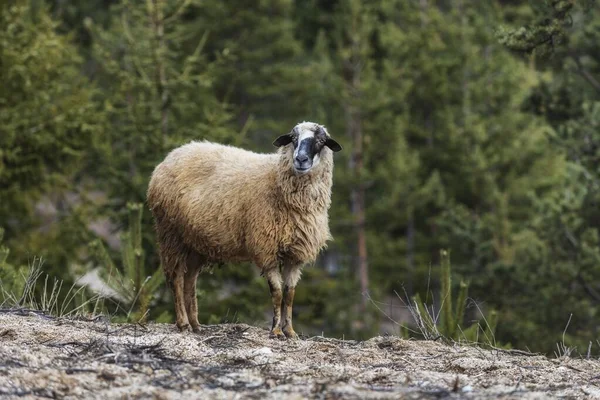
[[282, 265, 302, 340], [172, 265, 191, 332], [265, 268, 284, 339], [184, 263, 201, 333]]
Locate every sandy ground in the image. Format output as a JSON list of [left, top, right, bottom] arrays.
[[0, 310, 599, 399]]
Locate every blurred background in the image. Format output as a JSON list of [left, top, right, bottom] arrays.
[[1, 0, 599, 354]]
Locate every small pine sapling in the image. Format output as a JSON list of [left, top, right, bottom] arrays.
[[90, 203, 163, 322], [410, 250, 498, 345]]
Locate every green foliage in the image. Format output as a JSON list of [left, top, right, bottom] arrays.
[[492, 1, 600, 351], [2, 0, 600, 354], [0, 229, 102, 318], [411, 250, 498, 345], [496, 0, 576, 55], [87, 0, 240, 214], [0, 0, 99, 245], [80, 0, 243, 323], [294, 267, 366, 338], [0, 228, 26, 302], [90, 203, 163, 322], [189, 0, 327, 147], [196, 265, 269, 325]]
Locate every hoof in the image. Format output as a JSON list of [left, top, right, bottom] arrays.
[[283, 327, 299, 340], [191, 325, 202, 334], [269, 327, 285, 339], [177, 323, 191, 333]]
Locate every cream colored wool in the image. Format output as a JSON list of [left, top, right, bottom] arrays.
[[147, 128, 337, 337]]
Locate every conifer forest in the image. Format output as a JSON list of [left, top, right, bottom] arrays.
[[1, 0, 600, 355]]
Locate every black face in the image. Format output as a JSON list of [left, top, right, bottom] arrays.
[[294, 129, 317, 172], [273, 123, 342, 175]]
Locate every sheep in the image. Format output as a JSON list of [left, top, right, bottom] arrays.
[[147, 121, 342, 339]]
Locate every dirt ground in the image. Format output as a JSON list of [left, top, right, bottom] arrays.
[[0, 310, 599, 399]]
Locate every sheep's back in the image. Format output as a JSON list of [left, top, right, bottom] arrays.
[[148, 141, 278, 262]]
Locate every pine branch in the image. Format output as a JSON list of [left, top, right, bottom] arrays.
[[570, 53, 600, 94]]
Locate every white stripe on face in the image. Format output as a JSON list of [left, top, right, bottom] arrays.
[[293, 129, 315, 159]]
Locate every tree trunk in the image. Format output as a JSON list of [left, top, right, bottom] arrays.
[[344, 38, 368, 309], [150, 0, 169, 136], [346, 103, 368, 308], [420, 0, 434, 148], [458, 0, 471, 125]]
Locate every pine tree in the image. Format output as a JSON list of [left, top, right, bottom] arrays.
[[9, 0, 596, 350], [335, 0, 375, 310], [88, 0, 239, 209], [501, 2, 600, 351], [187, 0, 324, 148], [290, 1, 429, 334], [371, 1, 568, 349], [79, 0, 244, 322], [0, 0, 100, 269], [0, 0, 96, 229]]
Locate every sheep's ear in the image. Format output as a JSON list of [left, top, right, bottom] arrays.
[[273, 134, 293, 147], [325, 138, 342, 152]]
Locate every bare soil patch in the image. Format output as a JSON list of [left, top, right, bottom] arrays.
[[0, 310, 598, 399]]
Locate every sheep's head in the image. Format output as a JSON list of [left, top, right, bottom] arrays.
[[273, 122, 342, 175]]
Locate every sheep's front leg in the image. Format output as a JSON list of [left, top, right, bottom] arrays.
[[282, 266, 302, 340], [265, 268, 284, 339]]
